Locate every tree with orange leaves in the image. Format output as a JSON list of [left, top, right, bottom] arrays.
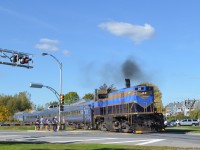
[[0, 105, 11, 122]]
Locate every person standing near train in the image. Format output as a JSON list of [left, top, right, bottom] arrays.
[[45, 118, 50, 131], [35, 117, 40, 130], [62, 116, 66, 130], [52, 116, 58, 132], [40, 116, 44, 130]]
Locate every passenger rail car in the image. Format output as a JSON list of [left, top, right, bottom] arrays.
[[14, 100, 92, 128], [62, 103, 92, 128]]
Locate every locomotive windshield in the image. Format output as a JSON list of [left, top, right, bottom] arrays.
[[135, 86, 154, 97], [98, 94, 108, 99]]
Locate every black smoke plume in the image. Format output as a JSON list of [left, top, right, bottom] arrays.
[[81, 58, 146, 88], [122, 59, 143, 80]]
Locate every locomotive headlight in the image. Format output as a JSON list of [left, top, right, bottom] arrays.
[[142, 92, 147, 95]]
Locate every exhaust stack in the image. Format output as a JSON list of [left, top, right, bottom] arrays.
[[125, 79, 130, 88]]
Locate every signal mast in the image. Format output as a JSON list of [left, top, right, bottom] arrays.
[[0, 48, 33, 69]]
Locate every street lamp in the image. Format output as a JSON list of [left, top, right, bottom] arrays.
[[41, 53, 63, 129], [30, 83, 60, 101], [29, 83, 43, 88]]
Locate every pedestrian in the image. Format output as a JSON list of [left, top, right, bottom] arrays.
[[198, 118, 200, 126], [176, 119, 179, 127], [52, 117, 54, 131], [55, 116, 59, 131], [52, 117, 58, 132], [62, 117, 66, 130], [35, 117, 40, 130], [40, 116, 44, 130], [45, 118, 50, 131]]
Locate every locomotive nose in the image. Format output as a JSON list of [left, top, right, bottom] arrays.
[[125, 79, 130, 88]]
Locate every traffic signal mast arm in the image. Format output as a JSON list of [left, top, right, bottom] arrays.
[[0, 48, 33, 69]]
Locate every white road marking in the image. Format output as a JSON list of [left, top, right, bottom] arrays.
[[103, 140, 147, 144], [42, 137, 118, 139], [48, 137, 165, 145], [0, 135, 19, 137], [0, 132, 28, 134], [50, 138, 118, 143], [136, 139, 165, 145], [27, 130, 49, 132]]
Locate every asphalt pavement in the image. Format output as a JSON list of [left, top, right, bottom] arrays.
[[0, 130, 199, 148]]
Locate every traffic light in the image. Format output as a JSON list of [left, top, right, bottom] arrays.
[[18, 56, 31, 64], [60, 105, 64, 111], [10, 55, 18, 63], [60, 94, 64, 105], [10, 55, 32, 64]]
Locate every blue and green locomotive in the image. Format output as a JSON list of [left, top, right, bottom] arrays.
[[92, 79, 165, 133]]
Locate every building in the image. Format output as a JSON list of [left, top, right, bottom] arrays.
[[165, 99, 200, 117]]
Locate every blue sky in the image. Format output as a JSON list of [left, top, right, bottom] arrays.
[[0, 0, 200, 106]]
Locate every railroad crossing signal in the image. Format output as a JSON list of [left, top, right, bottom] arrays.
[[0, 48, 33, 69]]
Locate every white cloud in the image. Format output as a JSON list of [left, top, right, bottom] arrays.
[[35, 38, 59, 51], [40, 38, 59, 44], [62, 50, 70, 56], [99, 21, 155, 43]]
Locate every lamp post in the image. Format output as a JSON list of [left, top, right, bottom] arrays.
[[30, 83, 60, 101], [41, 53, 62, 129]]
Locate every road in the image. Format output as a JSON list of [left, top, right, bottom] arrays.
[[0, 130, 199, 148]]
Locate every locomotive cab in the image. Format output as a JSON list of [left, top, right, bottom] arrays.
[[95, 89, 108, 101]]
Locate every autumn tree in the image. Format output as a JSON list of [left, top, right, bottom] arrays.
[[0, 105, 11, 122], [64, 92, 79, 104], [16, 92, 32, 111], [140, 82, 163, 113], [176, 112, 185, 120], [83, 93, 94, 101], [190, 109, 200, 119], [0, 91, 32, 115]]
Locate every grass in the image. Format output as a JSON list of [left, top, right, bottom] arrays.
[[0, 143, 193, 150], [0, 126, 35, 130], [166, 126, 200, 133]]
